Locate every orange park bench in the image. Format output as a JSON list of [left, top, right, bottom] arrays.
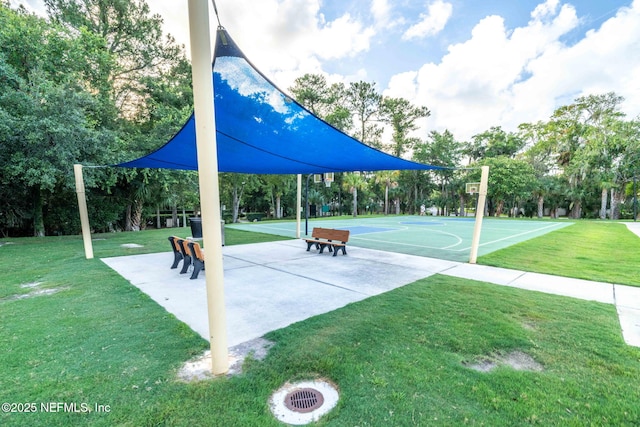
[[168, 236, 184, 269], [304, 227, 350, 257], [187, 241, 205, 280], [171, 237, 206, 279]]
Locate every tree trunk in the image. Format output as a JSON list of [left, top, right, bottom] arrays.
[[125, 204, 133, 231], [352, 188, 358, 218], [600, 187, 608, 219], [611, 188, 623, 220], [172, 205, 178, 227], [384, 185, 389, 215], [156, 206, 161, 229], [569, 200, 582, 219], [32, 186, 45, 237], [495, 200, 504, 216], [130, 200, 143, 231], [232, 185, 242, 223], [537, 195, 544, 218], [459, 194, 465, 216], [395, 197, 400, 215], [276, 195, 282, 219]]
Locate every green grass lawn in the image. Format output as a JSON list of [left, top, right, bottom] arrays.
[[1, 221, 640, 426], [479, 220, 640, 287]]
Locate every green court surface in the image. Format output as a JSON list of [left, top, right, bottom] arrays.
[[227, 216, 573, 262]]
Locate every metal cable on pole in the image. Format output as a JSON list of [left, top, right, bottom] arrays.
[[211, 0, 222, 27]]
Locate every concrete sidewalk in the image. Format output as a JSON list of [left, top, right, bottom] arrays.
[[102, 239, 640, 349]]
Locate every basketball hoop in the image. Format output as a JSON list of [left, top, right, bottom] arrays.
[[324, 172, 334, 188], [466, 182, 480, 196]]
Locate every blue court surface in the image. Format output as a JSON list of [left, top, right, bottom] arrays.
[[227, 216, 572, 262]]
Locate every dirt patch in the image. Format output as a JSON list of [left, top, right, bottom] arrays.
[[177, 337, 274, 382], [121, 243, 144, 248], [521, 320, 537, 331], [20, 281, 44, 289], [2, 285, 68, 302], [464, 350, 543, 373]]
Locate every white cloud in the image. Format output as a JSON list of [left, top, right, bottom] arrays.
[[531, 0, 560, 20], [371, 0, 392, 28], [370, 0, 405, 30], [402, 0, 453, 40], [386, 0, 640, 141], [516, 0, 640, 120], [147, 0, 375, 92], [8, 0, 46, 15]]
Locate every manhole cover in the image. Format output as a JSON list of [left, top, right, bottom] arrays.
[[284, 388, 324, 413]]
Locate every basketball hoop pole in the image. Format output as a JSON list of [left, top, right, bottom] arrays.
[[469, 166, 489, 264]]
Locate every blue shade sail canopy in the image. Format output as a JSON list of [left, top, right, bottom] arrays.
[[117, 28, 442, 174]]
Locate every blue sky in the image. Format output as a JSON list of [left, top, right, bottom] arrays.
[[321, 0, 630, 85], [12, 0, 640, 143]]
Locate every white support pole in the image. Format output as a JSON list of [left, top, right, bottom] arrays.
[[74, 164, 94, 259], [469, 166, 489, 264], [188, 0, 228, 375], [296, 174, 302, 238]]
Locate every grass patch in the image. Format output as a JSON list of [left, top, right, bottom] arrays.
[[479, 221, 640, 287], [1, 222, 640, 425]]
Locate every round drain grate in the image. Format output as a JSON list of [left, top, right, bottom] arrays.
[[270, 379, 339, 425], [284, 388, 324, 413]]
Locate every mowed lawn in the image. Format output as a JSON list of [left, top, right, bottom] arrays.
[[1, 220, 639, 426]]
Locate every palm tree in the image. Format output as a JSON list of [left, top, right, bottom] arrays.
[[374, 170, 399, 215], [342, 172, 368, 217]]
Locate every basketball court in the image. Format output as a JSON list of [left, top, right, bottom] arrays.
[[227, 216, 572, 262]]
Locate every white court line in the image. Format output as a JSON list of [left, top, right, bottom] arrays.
[[351, 228, 464, 251], [456, 222, 567, 251], [231, 219, 567, 253]]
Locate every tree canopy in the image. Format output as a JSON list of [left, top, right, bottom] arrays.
[[1, 1, 639, 237]]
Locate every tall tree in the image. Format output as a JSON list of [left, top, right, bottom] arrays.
[[469, 157, 537, 216], [374, 170, 399, 215], [542, 92, 626, 218], [414, 130, 461, 215], [342, 172, 368, 217], [44, 0, 183, 116], [380, 97, 430, 157], [470, 126, 524, 159], [0, 5, 117, 235], [346, 81, 383, 148], [289, 73, 351, 131]]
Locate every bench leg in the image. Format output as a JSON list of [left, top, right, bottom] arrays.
[[190, 259, 204, 279], [180, 256, 192, 274], [319, 243, 330, 254], [171, 252, 183, 269], [332, 245, 347, 256], [306, 241, 320, 251]]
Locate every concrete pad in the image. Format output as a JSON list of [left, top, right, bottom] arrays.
[[440, 263, 526, 286], [624, 222, 640, 238], [615, 284, 640, 309], [616, 306, 640, 347], [439, 263, 614, 304], [509, 273, 614, 304], [102, 240, 446, 347], [102, 239, 640, 350], [346, 246, 461, 274]]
